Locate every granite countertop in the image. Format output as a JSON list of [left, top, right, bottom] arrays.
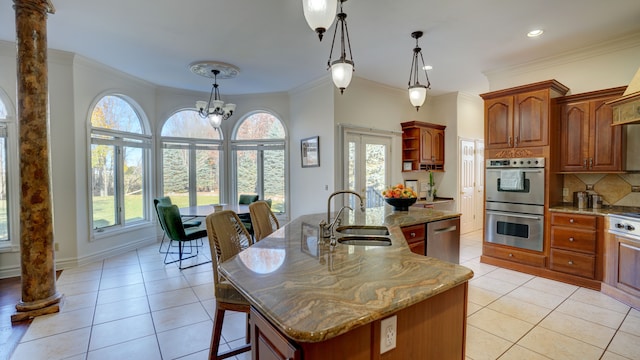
[[549, 203, 640, 216], [218, 206, 472, 343]]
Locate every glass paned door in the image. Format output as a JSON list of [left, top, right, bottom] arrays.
[[345, 132, 391, 208]]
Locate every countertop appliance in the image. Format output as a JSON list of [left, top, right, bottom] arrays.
[[485, 157, 545, 252]]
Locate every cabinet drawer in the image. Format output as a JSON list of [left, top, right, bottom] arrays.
[[551, 227, 596, 254], [409, 242, 425, 256], [549, 248, 595, 279], [483, 245, 546, 267], [551, 213, 596, 229], [402, 224, 425, 244]]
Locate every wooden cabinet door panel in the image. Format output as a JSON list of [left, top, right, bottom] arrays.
[[590, 99, 622, 171], [618, 240, 640, 292], [420, 128, 435, 163], [515, 90, 549, 147], [485, 96, 513, 149], [433, 129, 445, 164], [560, 102, 589, 171]]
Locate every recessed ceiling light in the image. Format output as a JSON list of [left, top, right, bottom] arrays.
[[527, 29, 544, 38], [422, 65, 433, 71]]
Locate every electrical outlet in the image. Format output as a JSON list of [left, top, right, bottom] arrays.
[[420, 182, 429, 191], [54, 242, 59, 251], [562, 188, 568, 197], [380, 315, 397, 353]]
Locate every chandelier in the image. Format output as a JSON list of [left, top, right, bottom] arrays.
[[408, 31, 431, 111], [302, 0, 337, 41], [327, 0, 354, 94], [190, 61, 238, 128]]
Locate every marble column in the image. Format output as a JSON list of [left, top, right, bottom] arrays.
[[11, 0, 62, 323]]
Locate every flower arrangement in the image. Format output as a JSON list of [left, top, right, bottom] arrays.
[[381, 183, 417, 199]]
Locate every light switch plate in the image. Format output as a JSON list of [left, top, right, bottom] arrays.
[[380, 315, 397, 354]]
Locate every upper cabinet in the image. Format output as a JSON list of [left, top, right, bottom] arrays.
[[556, 87, 627, 172], [401, 121, 446, 171], [481, 80, 569, 150]]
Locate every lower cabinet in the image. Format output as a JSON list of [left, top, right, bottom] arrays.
[[549, 213, 602, 281], [250, 282, 468, 359], [401, 224, 425, 255], [602, 233, 640, 309]]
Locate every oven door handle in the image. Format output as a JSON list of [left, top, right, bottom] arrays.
[[486, 169, 543, 174], [486, 210, 543, 221]]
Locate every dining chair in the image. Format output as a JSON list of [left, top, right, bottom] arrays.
[[154, 196, 201, 253], [157, 204, 210, 270], [205, 210, 253, 359], [249, 200, 280, 241], [237, 194, 259, 237]]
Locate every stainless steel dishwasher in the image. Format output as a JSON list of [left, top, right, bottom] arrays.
[[426, 217, 460, 264]]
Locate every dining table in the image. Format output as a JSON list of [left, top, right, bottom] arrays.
[[179, 203, 251, 218]]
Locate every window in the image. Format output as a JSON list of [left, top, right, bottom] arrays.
[[232, 112, 287, 214], [160, 110, 223, 207], [90, 95, 151, 232], [0, 98, 9, 243]]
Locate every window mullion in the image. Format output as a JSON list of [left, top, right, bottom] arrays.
[[189, 144, 197, 206], [116, 145, 125, 226]]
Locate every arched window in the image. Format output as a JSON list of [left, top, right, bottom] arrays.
[[0, 92, 13, 245], [160, 110, 223, 207], [90, 95, 151, 232], [232, 112, 287, 214]]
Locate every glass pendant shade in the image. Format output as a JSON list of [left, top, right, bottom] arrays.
[[208, 114, 223, 128], [331, 60, 353, 93], [302, 0, 338, 40], [407, 31, 431, 111], [409, 85, 427, 109]]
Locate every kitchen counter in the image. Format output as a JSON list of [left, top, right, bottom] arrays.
[[218, 206, 472, 344], [549, 204, 640, 216]]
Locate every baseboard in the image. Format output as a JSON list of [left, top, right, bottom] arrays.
[[0, 235, 158, 279]]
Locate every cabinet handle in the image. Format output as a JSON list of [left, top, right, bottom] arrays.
[[569, 218, 574, 223], [410, 232, 416, 238], [508, 136, 512, 146], [589, 158, 593, 169], [569, 237, 574, 242], [568, 260, 574, 265], [583, 159, 587, 168], [508, 253, 514, 257], [515, 136, 519, 147]]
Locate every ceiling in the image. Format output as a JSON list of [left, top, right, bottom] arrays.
[[1, 0, 640, 96]]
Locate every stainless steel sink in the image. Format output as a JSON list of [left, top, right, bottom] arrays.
[[337, 236, 392, 246], [334, 225, 390, 236]]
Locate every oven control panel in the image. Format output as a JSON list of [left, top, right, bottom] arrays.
[[486, 157, 545, 168]]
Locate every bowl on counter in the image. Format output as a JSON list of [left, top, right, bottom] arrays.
[[384, 197, 417, 211]]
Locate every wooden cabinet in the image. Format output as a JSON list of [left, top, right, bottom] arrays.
[[602, 233, 640, 309], [480, 80, 569, 150], [401, 121, 445, 171], [250, 284, 468, 360], [549, 213, 602, 280], [402, 223, 425, 255], [557, 87, 626, 172]]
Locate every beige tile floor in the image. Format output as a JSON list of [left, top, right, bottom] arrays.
[[9, 230, 640, 360]]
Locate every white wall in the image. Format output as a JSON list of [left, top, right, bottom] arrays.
[[484, 33, 640, 94], [288, 77, 335, 217]]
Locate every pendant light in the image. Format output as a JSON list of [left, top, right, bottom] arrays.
[[190, 61, 238, 128], [408, 31, 431, 111], [327, 0, 354, 94], [302, 0, 338, 41]]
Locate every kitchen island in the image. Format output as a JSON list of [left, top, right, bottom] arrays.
[[219, 207, 473, 359]]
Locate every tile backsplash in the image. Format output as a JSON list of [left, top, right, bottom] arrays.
[[563, 173, 640, 206]]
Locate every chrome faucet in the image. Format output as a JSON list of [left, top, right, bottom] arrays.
[[320, 190, 365, 239]]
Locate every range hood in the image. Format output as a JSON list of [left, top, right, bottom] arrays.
[[609, 67, 640, 125]]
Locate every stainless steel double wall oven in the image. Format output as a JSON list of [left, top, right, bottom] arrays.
[[485, 157, 545, 252]]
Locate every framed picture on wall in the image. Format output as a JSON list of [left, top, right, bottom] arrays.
[[405, 180, 419, 193], [301, 136, 320, 167]]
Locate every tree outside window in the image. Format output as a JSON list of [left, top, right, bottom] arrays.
[[90, 95, 150, 231], [160, 110, 222, 207], [233, 112, 286, 214]]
